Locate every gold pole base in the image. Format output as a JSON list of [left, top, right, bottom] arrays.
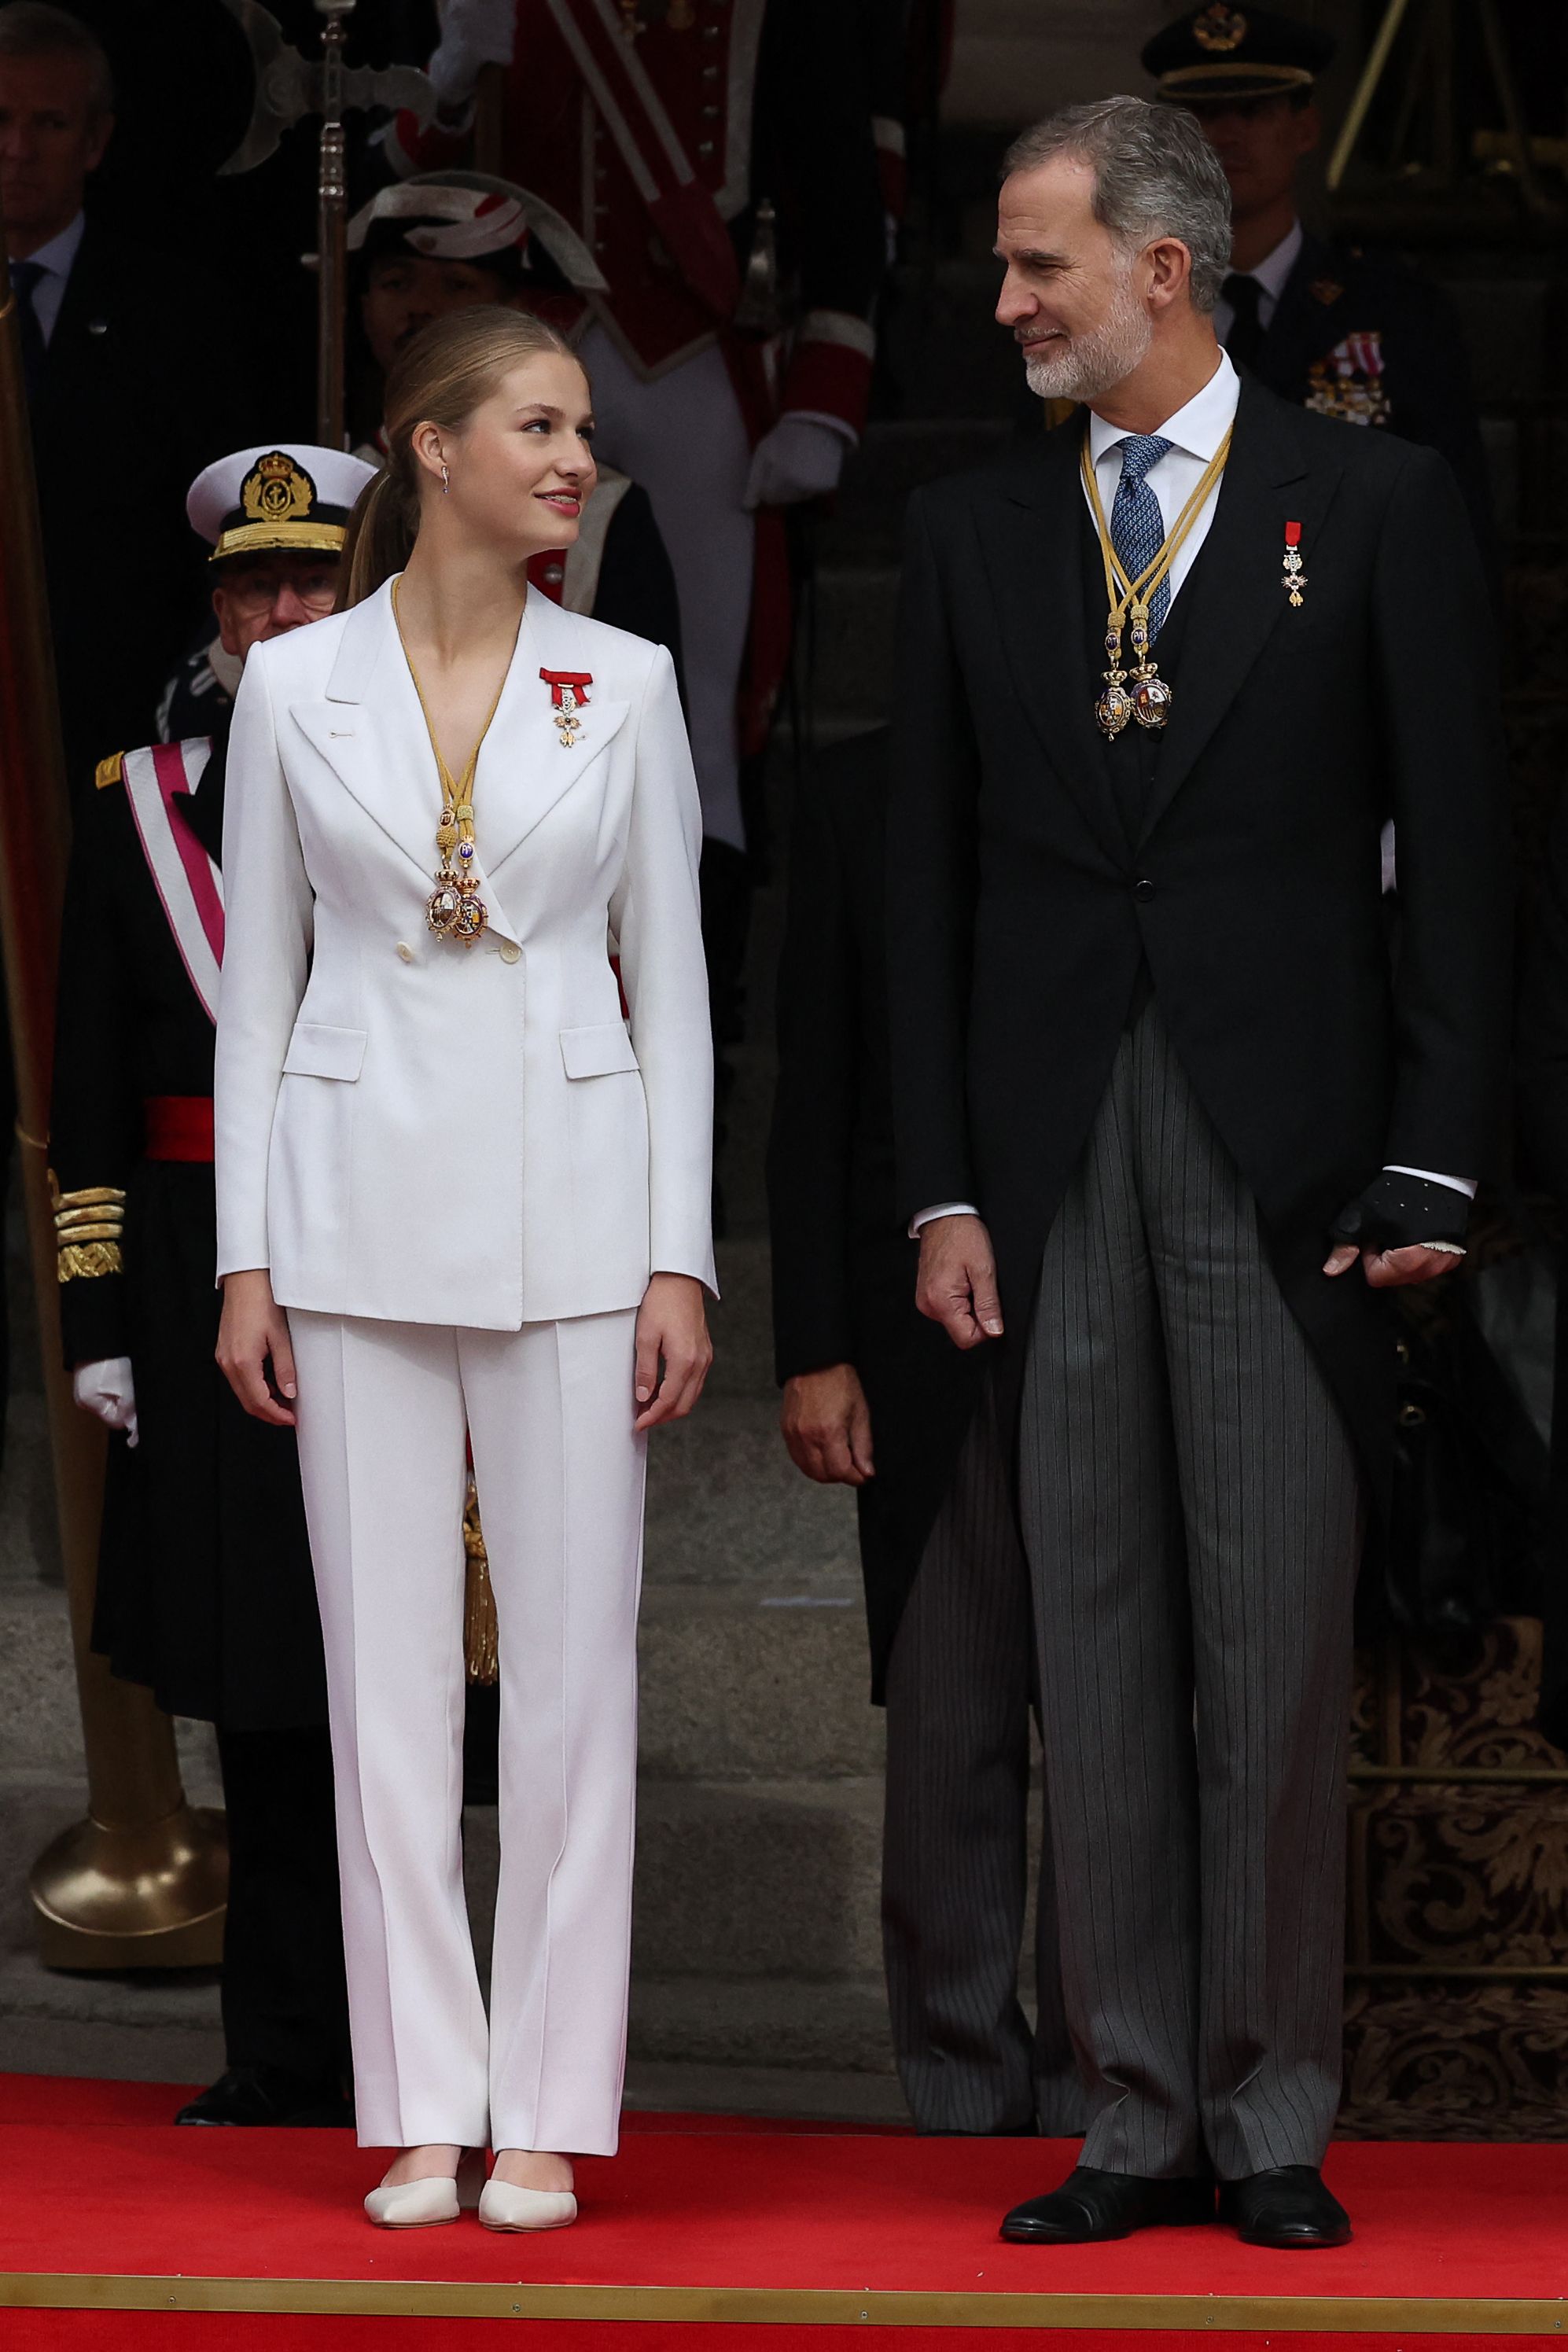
[[30, 1803, 228, 1970]]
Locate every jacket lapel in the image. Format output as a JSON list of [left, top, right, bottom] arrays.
[[978, 422, 1128, 867], [480, 592, 630, 877], [292, 584, 443, 885], [1134, 381, 1339, 850]]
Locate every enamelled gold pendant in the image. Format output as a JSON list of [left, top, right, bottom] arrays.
[[1096, 602, 1172, 739], [426, 799, 489, 944]]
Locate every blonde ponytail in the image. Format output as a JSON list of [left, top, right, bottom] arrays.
[[334, 305, 582, 611]]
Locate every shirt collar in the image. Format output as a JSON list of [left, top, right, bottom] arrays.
[[16, 209, 86, 279], [1088, 348, 1241, 469], [1246, 217, 1304, 305]]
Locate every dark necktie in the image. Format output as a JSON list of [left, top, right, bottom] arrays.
[[1110, 432, 1173, 638], [1222, 271, 1265, 371], [9, 259, 46, 406]]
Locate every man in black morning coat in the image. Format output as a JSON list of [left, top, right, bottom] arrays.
[[886, 98, 1508, 2248], [767, 727, 1083, 2138]]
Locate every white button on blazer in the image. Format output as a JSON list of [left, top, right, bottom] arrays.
[[214, 578, 716, 1328]]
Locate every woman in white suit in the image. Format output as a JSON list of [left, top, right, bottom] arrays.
[[214, 308, 714, 2231]]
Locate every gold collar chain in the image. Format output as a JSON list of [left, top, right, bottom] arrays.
[[1080, 423, 1233, 738], [392, 578, 511, 944]]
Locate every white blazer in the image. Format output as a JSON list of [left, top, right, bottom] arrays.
[[214, 580, 716, 1327]]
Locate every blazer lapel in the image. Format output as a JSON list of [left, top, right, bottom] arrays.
[[978, 423, 1128, 867], [291, 584, 444, 890], [479, 592, 629, 877], [1135, 381, 1340, 849]]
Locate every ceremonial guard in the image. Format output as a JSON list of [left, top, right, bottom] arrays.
[[50, 442, 377, 2129], [383, 0, 890, 1047], [1143, 4, 1493, 548]]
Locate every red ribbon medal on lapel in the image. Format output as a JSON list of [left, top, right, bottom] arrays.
[[1281, 521, 1307, 608], [541, 668, 592, 749]]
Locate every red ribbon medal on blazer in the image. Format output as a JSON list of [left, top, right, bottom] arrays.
[[541, 669, 593, 749]]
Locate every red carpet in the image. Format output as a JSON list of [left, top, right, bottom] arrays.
[[2, 2074, 1565, 2346]]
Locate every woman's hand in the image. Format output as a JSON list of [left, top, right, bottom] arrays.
[[216, 1268, 298, 1426], [633, 1272, 712, 1432]]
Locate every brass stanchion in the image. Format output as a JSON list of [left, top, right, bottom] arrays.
[[0, 236, 226, 1967]]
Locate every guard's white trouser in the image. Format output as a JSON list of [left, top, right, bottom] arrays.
[[579, 324, 755, 852], [288, 1307, 646, 2155]]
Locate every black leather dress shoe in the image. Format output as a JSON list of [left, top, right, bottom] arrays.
[[175, 2065, 354, 2128], [1000, 2166, 1216, 2243], [1218, 2166, 1351, 2248]]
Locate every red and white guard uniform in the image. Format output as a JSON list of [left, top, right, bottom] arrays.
[[388, 0, 890, 851]]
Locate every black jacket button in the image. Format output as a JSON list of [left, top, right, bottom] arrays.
[[1133, 877, 1155, 902]]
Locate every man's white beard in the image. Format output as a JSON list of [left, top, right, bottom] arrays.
[[1023, 273, 1154, 404]]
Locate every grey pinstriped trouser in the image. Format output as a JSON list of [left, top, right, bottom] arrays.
[[1018, 1002, 1362, 2181]]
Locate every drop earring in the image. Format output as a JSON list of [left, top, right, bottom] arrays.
[[440, 462, 450, 495]]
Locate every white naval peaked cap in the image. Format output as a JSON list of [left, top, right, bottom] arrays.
[[186, 445, 380, 563]]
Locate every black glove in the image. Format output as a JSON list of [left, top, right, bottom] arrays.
[[1329, 1171, 1469, 1255]]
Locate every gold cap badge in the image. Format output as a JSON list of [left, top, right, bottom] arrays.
[[1194, 5, 1248, 50], [241, 451, 318, 528]]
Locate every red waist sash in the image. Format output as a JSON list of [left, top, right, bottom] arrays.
[[143, 1095, 215, 1163]]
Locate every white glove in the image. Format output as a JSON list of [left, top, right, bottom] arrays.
[[73, 1358, 138, 1448], [429, 0, 517, 107], [744, 414, 852, 510]]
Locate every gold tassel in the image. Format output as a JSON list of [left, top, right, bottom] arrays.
[[462, 1476, 499, 1685]]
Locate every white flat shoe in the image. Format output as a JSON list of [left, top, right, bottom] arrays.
[[478, 2178, 578, 2232], [364, 2151, 484, 2229]]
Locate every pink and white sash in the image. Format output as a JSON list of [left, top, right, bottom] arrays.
[[121, 739, 226, 1025]]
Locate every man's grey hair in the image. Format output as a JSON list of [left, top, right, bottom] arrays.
[[0, 2, 114, 117], [1003, 95, 1231, 314]]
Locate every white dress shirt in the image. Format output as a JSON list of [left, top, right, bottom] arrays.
[[13, 210, 84, 345], [910, 342, 1471, 1233], [1210, 218, 1304, 350]]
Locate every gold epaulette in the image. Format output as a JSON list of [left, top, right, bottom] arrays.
[[49, 1168, 125, 1280], [94, 752, 126, 792]]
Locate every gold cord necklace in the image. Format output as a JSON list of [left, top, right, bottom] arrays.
[[392, 578, 511, 944], [1080, 424, 1233, 738]]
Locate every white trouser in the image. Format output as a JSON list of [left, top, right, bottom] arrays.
[[578, 324, 755, 852], [288, 1308, 646, 2155]]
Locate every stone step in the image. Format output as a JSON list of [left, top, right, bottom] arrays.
[[628, 1971, 894, 2075], [644, 1394, 860, 1593], [639, 1584, 878, 1783]]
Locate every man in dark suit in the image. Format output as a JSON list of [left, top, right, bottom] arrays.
[[767, 727, 1083, 2138], [887, 96, 1507, 2247], [1142, 4, 1491, 550], [0, 1, 260, 800]]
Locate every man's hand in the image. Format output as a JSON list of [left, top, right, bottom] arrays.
[[915, 1213, 1004, 1349], [1323, 1243, 1460, 1288], [634, 1272, 713, 1432], [216, 1268, 298, 1426], [781, 1364, 875, 1485], [72, 1357, 138, 1448]]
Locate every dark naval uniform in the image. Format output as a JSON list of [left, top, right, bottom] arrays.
[[47, 439, 380, 2126], [1239, 232, 1492, 554], [1143, 4, 1493, 553], [50, 731, 350, 2118]]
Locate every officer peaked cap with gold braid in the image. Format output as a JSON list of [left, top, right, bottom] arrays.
[[186, 444, 377, 565], [1143, 4, 1335, 103]]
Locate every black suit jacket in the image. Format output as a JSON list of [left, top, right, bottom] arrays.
[[1248, 230, 1493, 556], [767, 730, 982, 1699], [30, 219, 267, 800], [887, 376, 1511, 1510]]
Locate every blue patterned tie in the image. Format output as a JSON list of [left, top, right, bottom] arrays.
[[1110, 432, 1173, 637]]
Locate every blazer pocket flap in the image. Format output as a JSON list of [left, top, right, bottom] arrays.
[[560, 1021, 639, 1079], [282, 1022, 367, 1081]]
